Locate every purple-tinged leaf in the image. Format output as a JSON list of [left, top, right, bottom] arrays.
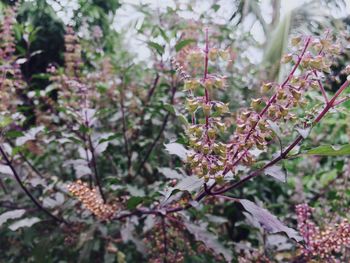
[[0, 164, 13, 176], [184, 221, 233, 262], [238, 199, 302, 242], [8, 217, 40, 231], [0, 209, 26, 226], [264, 165, 286, 182], [295, 127, 311, 139], [164, 143, 189, 161]]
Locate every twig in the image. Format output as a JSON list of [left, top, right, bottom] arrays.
[[112, 78, 349, 220], [224, 36, 312, 174], [87, 135, 106, 203], [119, 79, 132, 174], [0, 144, 68, 224], [161, 216, 168, 263], [136, 75, 178, 175], [212, 78, 350, 195]]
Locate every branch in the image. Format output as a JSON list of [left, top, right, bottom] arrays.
[[0, 144, 68, 225], [212, 78, 350, 195], [112, 78, 349, 220], [119, 79, 132, 173], [87, 134, 106, 203], [136, 76, 178, 175], [313, 70, 328, 103], [224, 37, 312, 173], [161, 216, 168, 262]]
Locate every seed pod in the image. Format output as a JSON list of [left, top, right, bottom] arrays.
[[219, 50, 229, 60], [290, 89, 301, 100], [204, 78, 214, 90], [216, 122, 226, 133], [216, 103, 229, 115], [215, 175, 224, 184], [291, 36, 302, 46], [258, 120, 268, 132], [280, 106, 288, 117], [241, 111, 251, 121], [249, 115, 258, 126], [202, 103, 211, 116], [186, 99, 199, 113], [214, 78, 224, 89], [202, 144, 210, 154], [301, 57, 310, 68], [277, 88, 286, 100], [268, 105, 277, 118], [281, 53, 293, 64], [208, 48, 218, 62], [310, 56, 323, 70], [261, 82, 272, 93], [251, 98, 262, 111], [236, 123, 246, 133], [187, 50, 203, 63], [208, 128, 216, 140]]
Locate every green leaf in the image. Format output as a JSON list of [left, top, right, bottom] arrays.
[[127, 196, 144, 209], [0, 115, 12, 128], [147, 41, 164, 56], [175, 39, 196, 52], [305, 144, 350, 156]]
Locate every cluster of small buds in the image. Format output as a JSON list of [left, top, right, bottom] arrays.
[[67, 180, 118, 220], [48, 27, 96, 117], [175, 29, 231, 183], [0, 5, 24, 114], [237, 250, 271, 263], [296, 203, 350, 262], [144, 218, 194, 263], [224, 33, 345, 175], [62, 222, 85, 245], [64, 26, 83, 77], [0, 6, 16, 60]]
